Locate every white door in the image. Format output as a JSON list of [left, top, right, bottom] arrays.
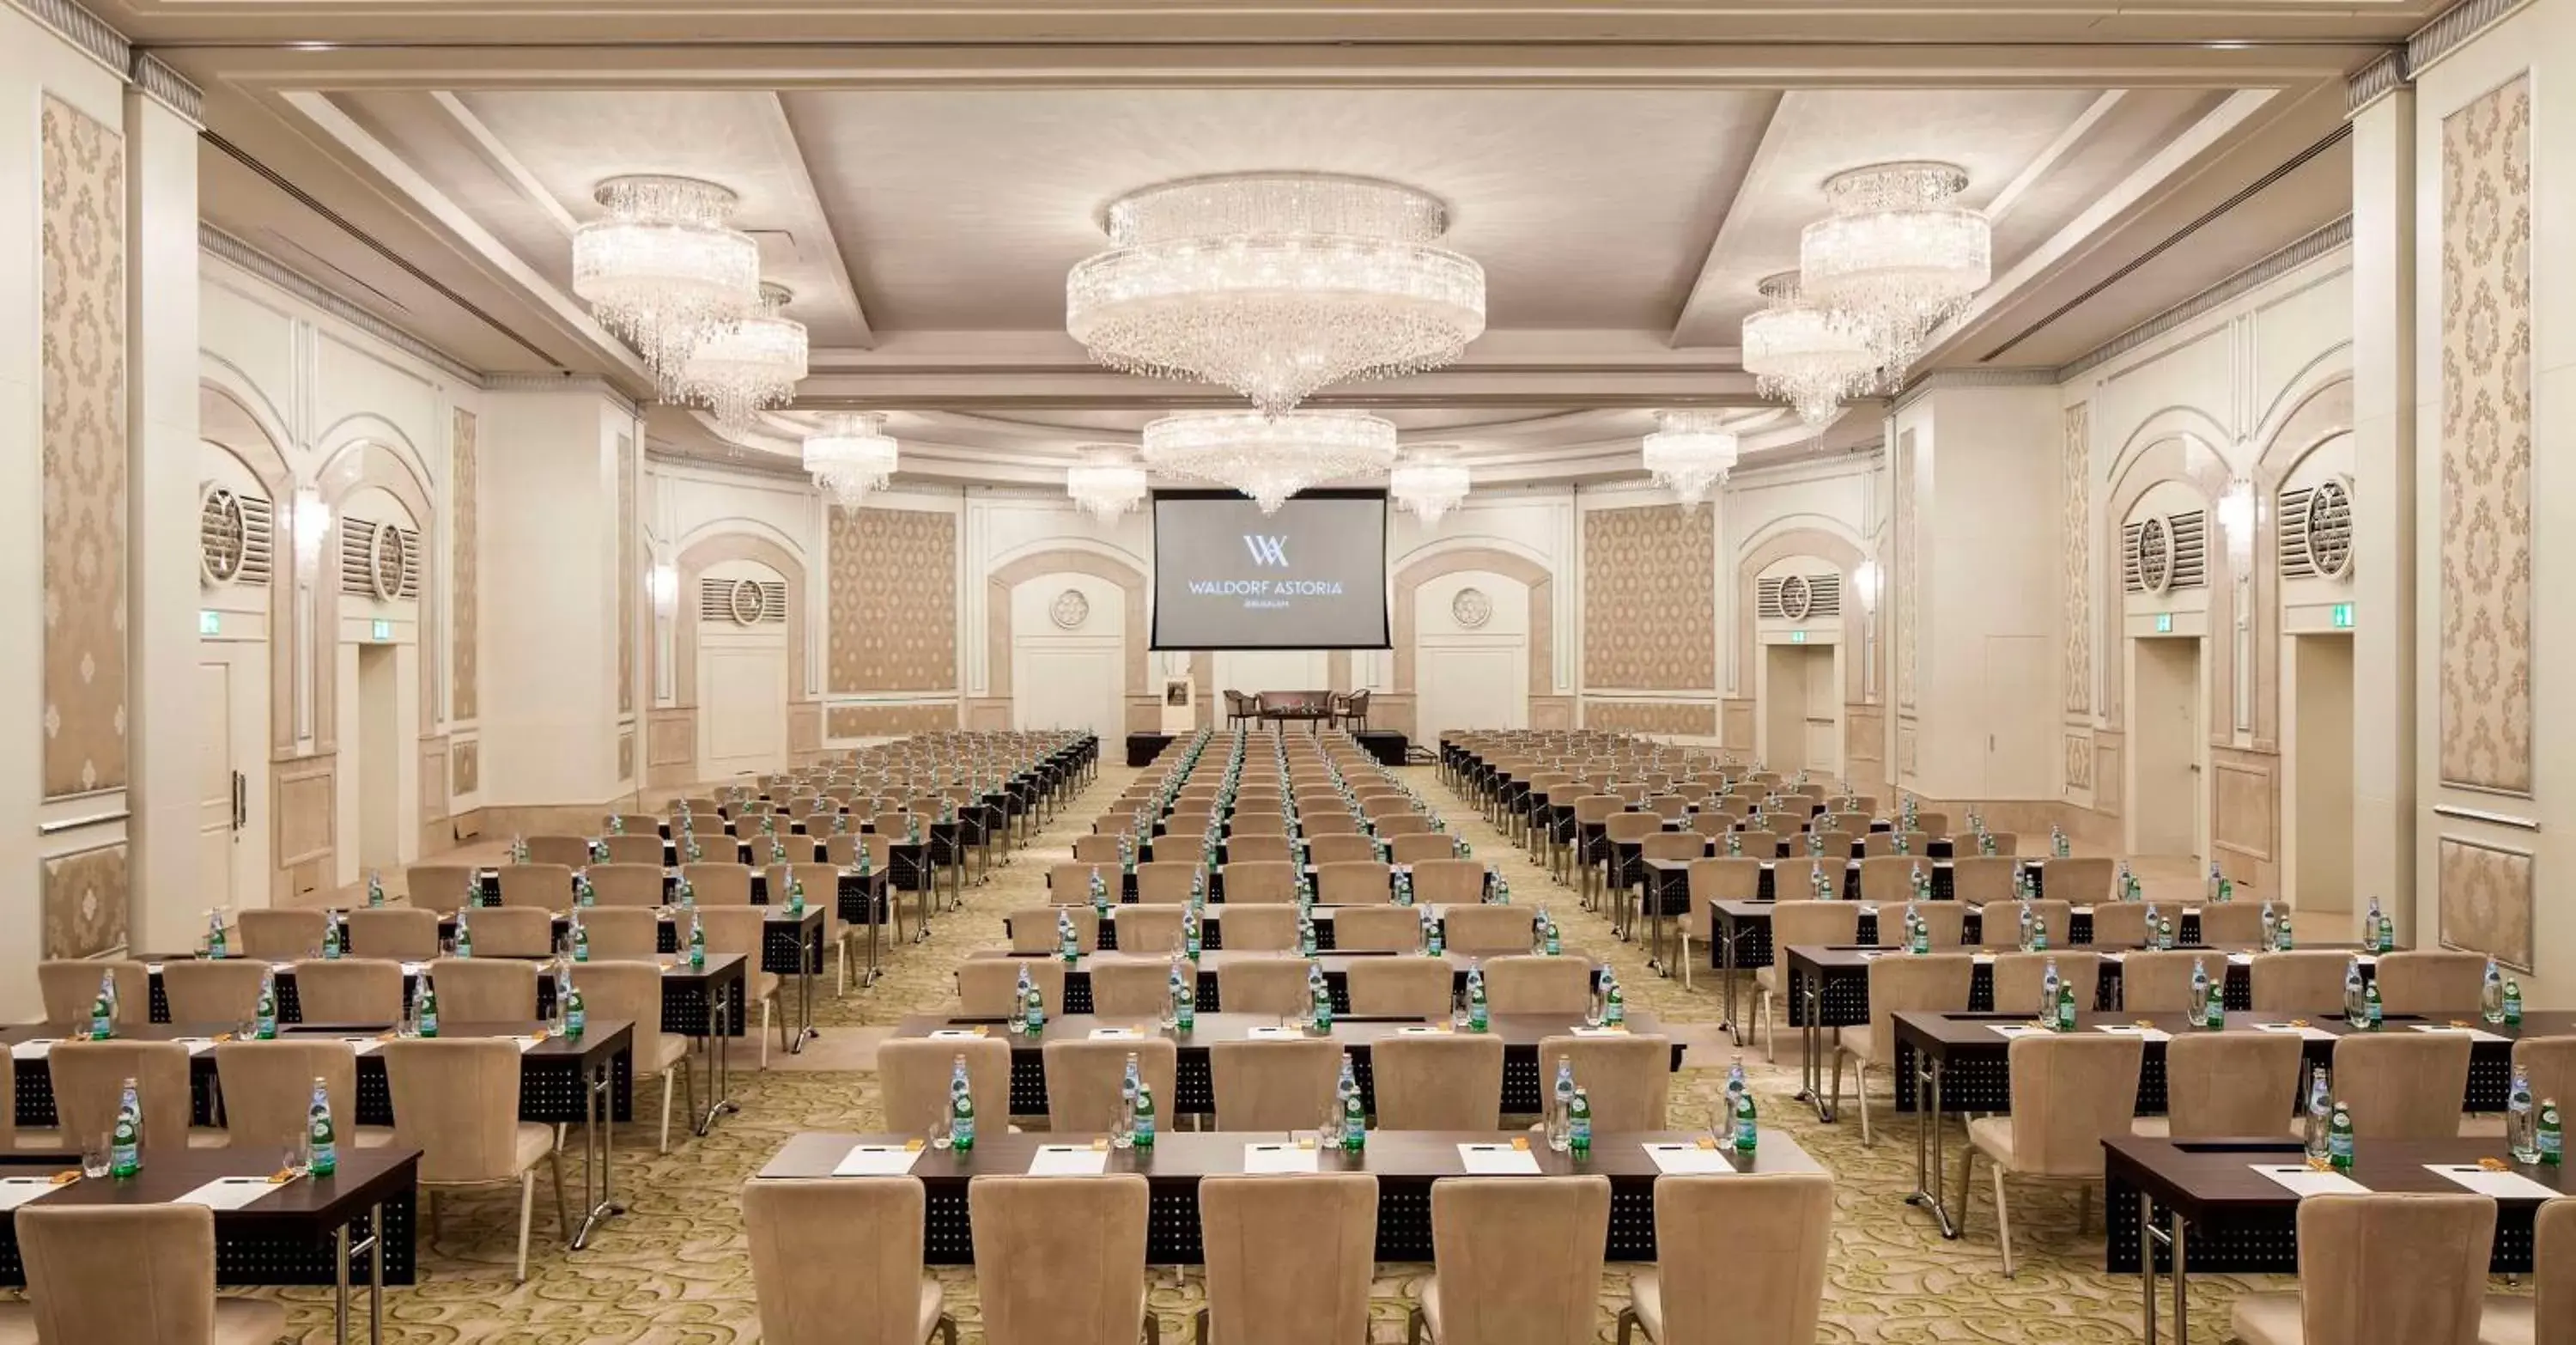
[[1012, 574, 1126, 737], [197, 661, 239, 910], [1801, 647, 1843, 775], [700, 648, 788, 781], [1414, 572, 1528, 741]]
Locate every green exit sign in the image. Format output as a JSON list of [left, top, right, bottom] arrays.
[[2331, 602, 2354, 629], [2155, 612, 2173, 634], [198, 610, 221, 636], [1789, 630, 1808, 644], [371, 619, 392, 642]]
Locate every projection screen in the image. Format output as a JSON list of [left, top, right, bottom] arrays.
[[1150, 490, 1392, 650]]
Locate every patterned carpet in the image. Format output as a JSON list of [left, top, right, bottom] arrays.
[[204, 761, 2294, 1342]]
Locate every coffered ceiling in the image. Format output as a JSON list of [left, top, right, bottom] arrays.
[[135, 0, 2415, 485]]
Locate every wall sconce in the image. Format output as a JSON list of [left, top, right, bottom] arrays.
[[648, 561, 679, 618], [1851, 555, 1882, 700], [2218, 475, 2257, 566], [289, 484, 331, 580], [1850, 557, 1883, 614]]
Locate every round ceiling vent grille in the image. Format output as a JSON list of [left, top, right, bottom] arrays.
[[2135, 514, 2173, 594]]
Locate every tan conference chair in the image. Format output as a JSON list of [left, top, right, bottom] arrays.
[[212, 1038, 395, 1153], [1219, 906, 1297, 952], [573, 960, 693, 1153], [1538, 1034, 1672, 1133], [881, 1037, 1012, 1135], [1091, 956, 1182, 1019], [1959, 1033, 2146, 1275], [575, 908, 662, 961], [1483, 956, 1591, 1016], [1410, 860, 1486, 906], [1759, 902, 1862, 1062], [1336, 906, 1422, 953], [498, 863, 575, 911], [2372, 950, 2488, 1013], [2146, 1031, 2305, 1139], [426, 957, 540, 1022], [743, 1177, 957, 1345], [1618, 1172, 1836, 1345], [1316, 862, 1394, 907], [295, 957, 405, 1022], [522, 836, 591, 868], [1222, 861, 1297, 905], [343, 907, 440, 960], [2119, 950, 2212, 1014], [382, 1037, 566, 1282], [2250, 951, 2359, 1016], [407, 864, 484, 910], [601, 835, 665, 867], [2228, 1193, 2494, 1345], [1443, 906, 1533, 958], [458, 906, 556, 959], [1208, 1038, 1339, 1130], [2330, 1032, 2473, 1140], [7, 1204, 287, 1345], [1991, 952, 2102, 1019], [2196, 902, 2267, 946], [47, 1040, 208, 1151], [37, 959, 148, 1028], [1833, 953, 1974, 1146], [1199, 1173, 1376, 1345], [2479, 1196, 2573, 1345], [1411, 1176, 1609, 1345], [958, 959, 1063, 1019], [1011, 908, 1100, 957], [969, 1175, 1153, 1345], [1043, 1037, 1178, 1135], [1115, 907, 1187, 956], [237, 908, 327, 959], [1217, 957, 1317, 1018], [696, 906, 793, 1067], [1345, 957, 1455, 1018], [161, 959, 271, 1026], [1370, 1035, 1504, 1130], [587, 863, 666, 908]]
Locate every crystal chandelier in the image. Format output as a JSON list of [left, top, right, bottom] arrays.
[[571, 175, 762, 378], [1140, 410, 1399, 514], [1066, 174, 1486, 415], [1641, 411, 1741, 507], [1390, 446, 1471, 526], [1741, 272, 1880, 427], [1799, 161, 1990, 376], [674, 283, 808, 428], [1065, 446, 1150, 520], [802, 412, 898, 510]]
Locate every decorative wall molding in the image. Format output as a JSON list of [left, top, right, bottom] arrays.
[[2060, 403, 2093, 715], [481, 372, 641, 418], [2410, 0, 2536, 76], [1887, 366, 2057, 414], [5, 0, 125, 76], [128, 52, 203, 123], [450, 409, 479, 721], [2348, 51, 2411, 114], [200, 226, 484, 385], [2059, 216, 2354, 380]]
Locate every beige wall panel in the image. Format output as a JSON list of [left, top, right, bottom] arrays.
[[43, 842, 128, 959], [2438, 836, 2532, 971], [1582, 506, 1712, 691], [827, 508, 957, 693]]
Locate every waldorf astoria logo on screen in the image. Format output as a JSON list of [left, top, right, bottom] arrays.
[[1242, 534, 1291, 567]]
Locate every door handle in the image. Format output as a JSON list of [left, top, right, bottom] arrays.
[[233, 771, 246, 832]]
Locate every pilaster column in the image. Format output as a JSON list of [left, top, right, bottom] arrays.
[[2348, 74, 2418, 940]]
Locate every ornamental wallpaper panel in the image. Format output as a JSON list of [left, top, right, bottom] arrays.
[[40, 96, 128, 800], [827, 703, 957, 737], [2061, 404, 2093, 715], [617, 433, 636, 715], [1583, 701, 1716, 736], [2438, 75, 2532, 794], [1580, 506, 1712, 690], [451, 409, 479, 721], [1894, 429, 1918, 709], [42, 842, 127, 959], [828, 508, 958, 692], [2438, 835, 2532, 971]]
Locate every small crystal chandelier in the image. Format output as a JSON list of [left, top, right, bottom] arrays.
[[674, 283, 808, 428], [1067, 174, 1486, 415], [571, 175, 762, 378], [1741, 272, 1880, 427], [1641, 411, 1741, 508], [1140, 410, 1399, 514], [1065, 446, 1150, 520], [802, 412, 898, 510], [1799, 161, 1990, 377], [1390, 446, 1471, 526]]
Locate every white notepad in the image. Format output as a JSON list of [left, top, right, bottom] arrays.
[[927, 1028, 987, 1040], [2250, 1164, 2368, 1197], [1570, 1025, 1627, 1037], [1087, 1027, 1146, 1040], [0, 1178, 60, 1212], [1643, 1142, 1735, 1175], [2227, 952, 2256, 967], [2251, 1022, 2338, 1042], [1456, 1143, 1542, 1176], [173, 1038, 217, 1056], [2409, 1024, 2509, 1044], [10, 1040, 56, 1061], [1246, 1025, 1302, 1040], [1027, 1145, 1110, 1177], [173, 1176, 288, 1210], [512, 1036, 546, 1053], [400, 962, 427, 977], [831, 1144, 922, 1177], [2425, 1163, 2561, 1201], [338, 1037, 383, 1056], [1988, 1025, 2055, 1040], [1971, 953, 1996, 967], [1242, 1142, 1320, 1175], [2094, 1024, 2174, 1044], [1394, 1025, 1451, 1036]]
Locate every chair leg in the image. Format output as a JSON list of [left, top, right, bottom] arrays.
[[1680, 933, 1693, 990], [550, 1149, 570, 1240], [1406, 1305, 1426, 1345], [760, 999, 773, 1069], [514, 1171, 535, 1282], [938, 1315, 959, 1345], [659, 1070, 676, 1153], [1857, 1061, 1875, 1147], [1955, 1146, 1976, 1237], [1993, 1164, 2016, 1276], [1828, 1049, 1844, 1120], [1616, 1305, 1638, 1345], [1759, 990, 1776, 1062]]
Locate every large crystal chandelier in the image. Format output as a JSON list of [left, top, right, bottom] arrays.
[[674, 283, 808, 429], [1641, 411, 1741, 508], [802, 412, 898, 510], [1741, 272, 1880, 427], [1066, 174, 1486, 415], [1390, 446, 1471, 526], [1065, 446, 1150, 520], [1140, 410, 1399, 514], [571, 175, 762, 378], [1799, 161, 1990, 376]]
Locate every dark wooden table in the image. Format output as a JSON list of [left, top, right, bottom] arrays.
[[2104, 1135, 2570, 1345], [756, 1127, 1817, 1263], [960, 949, 1602, 1016], [0, 1143, 418, 1343], [1003, 903, 1536, 954], [890, 1012, 1678, 1117]]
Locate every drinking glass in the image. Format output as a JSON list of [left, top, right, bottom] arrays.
[[1450, 989, 1469, 1032], [1583, 989, 1606, 1030], [279, 1138, 311, 1178], [927, 1113, 952, 1151], [78, 1132, 111, 1179]]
